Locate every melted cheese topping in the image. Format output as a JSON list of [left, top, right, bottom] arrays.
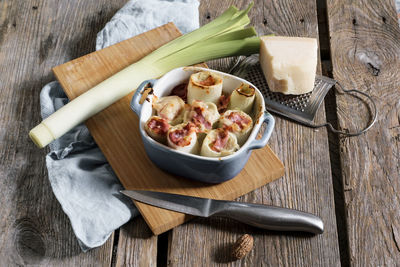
[[184, 100, 219, 132], [153, 96, 185, 125]]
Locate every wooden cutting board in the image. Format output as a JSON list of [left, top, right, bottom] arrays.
[[53, 23, 285, 235]]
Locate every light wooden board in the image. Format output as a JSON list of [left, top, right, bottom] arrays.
[[52, 23, 285, 235]]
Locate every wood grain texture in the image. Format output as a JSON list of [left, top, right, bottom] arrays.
[[53, 23, 285, 236], [0, 0, 130, 265], [115, 217, 158, 267], [166, 0, 341, 266], [326, 0, 400, 265], [9, 0, 400, 266]]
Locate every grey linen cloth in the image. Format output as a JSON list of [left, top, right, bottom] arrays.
[[41, 0, 199, 252]]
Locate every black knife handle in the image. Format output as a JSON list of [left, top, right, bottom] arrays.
[[213, 202, 324, 234]]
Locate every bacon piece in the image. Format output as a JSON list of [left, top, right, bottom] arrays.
[[169, 123, 195, 146], [192, 107, 212, 130], [211, 129, 230, 152], [227, 112, 251, 130], [147, 117, 170, 135], [197, 75, 215, 86], [217, 94, 230, 113], [169, 83, 188, 102]]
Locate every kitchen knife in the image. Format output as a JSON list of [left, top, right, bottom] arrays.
[[120, 190, 324, 234]]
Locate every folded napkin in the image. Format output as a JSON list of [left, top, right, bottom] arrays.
[[41, 0, 199, 251]]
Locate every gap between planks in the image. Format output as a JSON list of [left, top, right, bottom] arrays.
[[317, 0, 350, 266], [110, 229, 120, 267]]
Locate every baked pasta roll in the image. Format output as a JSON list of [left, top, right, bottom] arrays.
[[144, 116, 170, 144], [167, 122, 199, 154], [200, 128, 239, 157], [184, 100, 219, 132], [187, 71, 223, 104], [219, 110, 253, 145], [153, 96, 185, 125], [229, 83, 255, 114]]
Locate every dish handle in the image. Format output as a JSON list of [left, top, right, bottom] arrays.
[[130, 79, 157, 116], [247, 112, 275, 151]]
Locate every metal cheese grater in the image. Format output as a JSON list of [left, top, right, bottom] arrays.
[[229, 55, 377, 137]]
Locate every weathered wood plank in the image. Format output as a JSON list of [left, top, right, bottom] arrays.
[[166, 0, 341, 265], [326, 0, 400, 265], [115, 217, 158, 267], [0, 0, 138, 266]]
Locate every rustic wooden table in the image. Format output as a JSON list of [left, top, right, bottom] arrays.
[[1, 0, 399, 266]]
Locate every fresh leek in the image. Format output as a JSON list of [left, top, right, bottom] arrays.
[[29, 3, 260, 148]]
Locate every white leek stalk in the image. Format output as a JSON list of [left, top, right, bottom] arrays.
[[30, 3, 259, 148], [219, 109, 253, 145], [200, 129, 239, 157], [144, 116, 170, 144], [152, 96, 185, 125], [229, 83, 255, 114], [187, 71, 223, 104], [29, 62, 160, 147], [167, 123, 199, 154], [183, 100, 219, 132]]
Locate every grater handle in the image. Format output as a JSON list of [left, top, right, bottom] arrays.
[[247, 112, 275, 150], [296, 82, 377, 137]]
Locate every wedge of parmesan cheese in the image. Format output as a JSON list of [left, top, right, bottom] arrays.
[[259, 36, 318, 95]]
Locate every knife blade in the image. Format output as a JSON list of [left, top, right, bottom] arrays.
[[120, 190, 324, 234]]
